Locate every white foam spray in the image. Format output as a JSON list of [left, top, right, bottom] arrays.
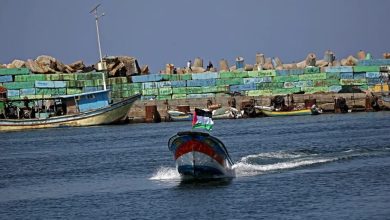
[[233, 151, 338, 177], [149, 166, 181, 180]]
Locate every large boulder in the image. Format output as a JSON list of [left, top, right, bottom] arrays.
[[7, 60, 26, 68], [25, 59, 47, 73], [103, 56, 140, 77]]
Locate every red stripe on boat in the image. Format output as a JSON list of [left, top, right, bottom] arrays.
[[175, 139, 224, 165]]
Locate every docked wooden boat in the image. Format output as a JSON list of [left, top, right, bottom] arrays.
[[168, 131, 235, 179], [261, 108, 314, 117], [212, 107, 241, 120], [167, 110, 193, 121], [0, 90, 140, 131]]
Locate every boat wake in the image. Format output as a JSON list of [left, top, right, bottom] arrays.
[[233, 147, 390, 177], [151, 147, 390, 180]]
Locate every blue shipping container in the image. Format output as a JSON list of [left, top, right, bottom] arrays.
[[191, 72, 219, 80], [170, 80, 187, 88], [340, 72, 354, 79], [325, 66, 353, 73], [0, 75, 13, 83], [186, 79, 216, 87], [54, 81, 67, 88], [365, 72, 381, 78], [35, 81, 55, 88], [132, 74, 163, 83], [353, 73, 366, 79], [20, 88, 36, 96], [7, 90, 20, 97], [229, 83, 256, 92]]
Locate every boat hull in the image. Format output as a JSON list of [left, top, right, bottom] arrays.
[[168, 131, 235, 179], [0, 94, 140, 131], [261, 109, 313, 117], [167, 110, 193, 121]]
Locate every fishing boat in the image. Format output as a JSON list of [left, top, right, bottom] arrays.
[[167, 110, 193, 121], [212, 107, 241, 120], [261, 108, 314, 117], [168, 108, 235, 179], [168, 131, 235, 179], [0, 90, 140, 131]]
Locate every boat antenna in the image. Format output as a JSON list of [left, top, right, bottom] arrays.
[[90, 4, 107, 90]]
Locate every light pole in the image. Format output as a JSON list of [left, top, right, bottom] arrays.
[[90, 4, 107, 90]]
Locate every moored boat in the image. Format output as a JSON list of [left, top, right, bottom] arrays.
[[261, 108, 313, 117], [0, 90, 140, 131], [168, 131, 235, 179], [212, 107, 241, 120], [167, 110, 193, 121]]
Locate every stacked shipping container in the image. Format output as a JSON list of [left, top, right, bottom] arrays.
[[1, 58, 390, 101]]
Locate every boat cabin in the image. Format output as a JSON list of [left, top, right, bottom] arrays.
[[59, 90, 110, 114], [0, 90, 110, 119]]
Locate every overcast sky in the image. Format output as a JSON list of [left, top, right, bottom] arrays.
[[1, 0, 389, 72]]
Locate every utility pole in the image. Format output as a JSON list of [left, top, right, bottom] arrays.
[[90, 4, 107, 90]]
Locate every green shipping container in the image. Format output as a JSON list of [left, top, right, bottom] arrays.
[[302, 87, 329, 94], [3, 81, 35, 90], [246, 90, 272, 96], [172, 87, 187, 94], [157, 95, 171, 100], [256, 82, 284, 89], [274, 75, 299, 82], [216, 78, 243, 86], [326, 72, 340, 80], [47, 74, 61, 81], [219, 71, 248, 78], [0, 68, 30, 76], [304, 67, 320, 74], [59, 73, 77, 81], [142, 88, 159, 96], [66, 88, 83, 95], [353, 66, 380, 72], [158, 87, 173, 95], [172, 94, 187, 99], [299, 73, 326, 81], [162, 74, 180, 81], [186, 87, 203, 94], [340, 79, 367, 86]]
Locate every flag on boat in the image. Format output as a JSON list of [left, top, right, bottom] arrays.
[[192, 108, 214, 131]]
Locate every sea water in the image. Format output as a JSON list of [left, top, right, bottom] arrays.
[[1, 112, 390, 219]]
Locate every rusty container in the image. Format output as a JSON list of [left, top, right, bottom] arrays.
[[177, 105, 190, 113], [145, 105, 158, 123]]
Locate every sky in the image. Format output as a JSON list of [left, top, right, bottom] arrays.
[[1, 0, 389, 72]]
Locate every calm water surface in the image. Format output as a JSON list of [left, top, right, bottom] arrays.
[[1, 112, 390, 219]]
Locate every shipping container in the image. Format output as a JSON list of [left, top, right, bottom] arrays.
[[304, 67, 320, 74], [186, 79, 216, 87], [191, 72, 219, 80], [340, 79, 367, 85], [246, 89, 272, 96], [325, 66, 353, 73], [3, 81, 35, 90], [339, 72, 354, 79], [216, 78, 243, 86], [0, 68, 30, 76], [298, 73, 326, 81], [0, 75, 13, 83], [353, 66, 380, 72]]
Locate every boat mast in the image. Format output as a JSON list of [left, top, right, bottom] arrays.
[[90, 4, 107, 91]]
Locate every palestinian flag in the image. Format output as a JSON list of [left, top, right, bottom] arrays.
[[192, 108, 214, 131]]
